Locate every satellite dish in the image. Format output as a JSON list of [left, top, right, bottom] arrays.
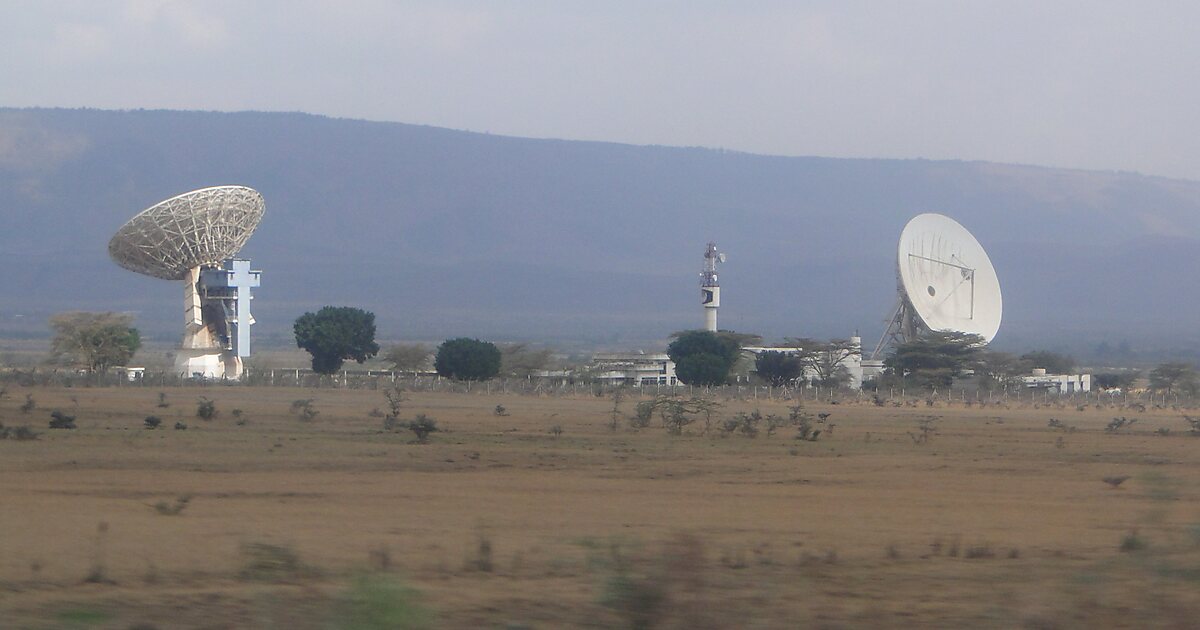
[[872, 213, 1002, 357], [109, 186, 265, 280], [108, 186, 265, 380]]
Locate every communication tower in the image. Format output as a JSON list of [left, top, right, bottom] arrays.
[[700, 241, 726, 332]]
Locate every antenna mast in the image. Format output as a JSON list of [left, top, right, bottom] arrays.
[[700, 241, 725, 332]]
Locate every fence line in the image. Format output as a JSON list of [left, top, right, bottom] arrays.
[[0, 367, 1194, 409]]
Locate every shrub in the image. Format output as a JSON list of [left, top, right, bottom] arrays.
[[144, 416, 162, 429], [720, 411, 762, 438], [156, 392, 170, 408], [152, 495, 191, 516], [630, 401, 654, 429], [493, 404, 509, 417], [174, 422, 187, 431], [238, 542, 307, 582], [290, 398, 318, 421], [20, 394, 35, 414], [1119, 530, 1147, 552], [196, 397, 217, 420], [408, 414, 438, 443], [49, 410, 76, 429], [1106, 416, 1136, 433], [0, 422, 39, 441], [332, 574, 429, 630]]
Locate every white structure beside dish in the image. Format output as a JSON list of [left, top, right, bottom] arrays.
[[108, 186, 265, 379], [873, 213, 1003, 358]]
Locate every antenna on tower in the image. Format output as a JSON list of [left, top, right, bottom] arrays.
[[700, 241, 725, 332]]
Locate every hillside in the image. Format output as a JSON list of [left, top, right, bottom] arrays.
[[2, 107, 1199, 358]]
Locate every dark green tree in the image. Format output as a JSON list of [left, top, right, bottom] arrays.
[[666, 330, 754, 386], [293, 306, 380, 374], [884, 331, 986, 389], [49, 311, 141, 372], [434, 337, 502, 381], [754, 351, 803, 387], [1020, 350, 1076, 375], [667, 330, 742, 367], [675, 353, 732, 387]]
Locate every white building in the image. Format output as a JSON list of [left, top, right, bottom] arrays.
[[1021, 368, 1091, 393], [591, 352, 679, 386]]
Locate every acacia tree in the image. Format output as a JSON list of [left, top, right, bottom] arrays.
[[1020, 351, 1076, 375], [293, 306, 380, 374], [1148, 362, 1199, 396], [49, 312, 141, 372], [784, 337, 858, 387], [435, 338, 501, 381], [885, 331, 986, 389], [975, 351, 1031, 391], [382, 343, 431, 374], [498, 343, 553, 378]]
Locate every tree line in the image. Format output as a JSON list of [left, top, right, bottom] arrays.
[[38, 306, 1200, 394]]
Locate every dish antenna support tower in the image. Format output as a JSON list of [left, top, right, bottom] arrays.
[[701, 241, 726, 332], [870, 213, 1002, 359]]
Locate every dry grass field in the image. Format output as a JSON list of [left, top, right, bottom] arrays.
[[1, 384, 1199, 629]]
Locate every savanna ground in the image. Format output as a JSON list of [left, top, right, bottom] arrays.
[[1, 383, 1199, 629]]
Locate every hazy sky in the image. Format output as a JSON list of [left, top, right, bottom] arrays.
[[4, 1, 1198, 180]]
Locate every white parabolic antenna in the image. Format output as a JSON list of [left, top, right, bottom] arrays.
[[873, 213, 1002, 357], [108, 185, 265, 379], [109, 186, 265, 280], [898, 213, 1002, 340]]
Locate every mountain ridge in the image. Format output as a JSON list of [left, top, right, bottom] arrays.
[[2, 107, 1199, 358]]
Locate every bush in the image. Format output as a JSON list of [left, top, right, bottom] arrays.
[[408, 414, 438, 443], [0, 422, 38, 441], [20, 394, 35, 414], [238, 542, 307, 582], [333, 574, 429, 630], [152, 495, 191, 516], [48, 410, 76, 429], [196, 397, 217, 420], [721, 411, 761, 438], [290, 399, 318, 421], [630, 401, 655, 429], [144, 416, 162, 429]]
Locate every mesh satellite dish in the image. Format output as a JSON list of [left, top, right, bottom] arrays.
[[109, 186, 265, 379], [871, 213, 1002, 358]]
